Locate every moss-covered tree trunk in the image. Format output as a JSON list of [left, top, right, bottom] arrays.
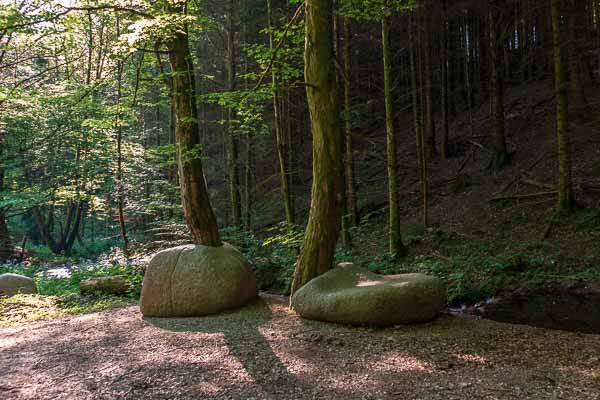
[[167, 5, 221, 246], [290, 0, 343, 298], [268, 0, 295, 226], [551, 0, 574, 212], [382, 7, 407, 257], [489, 6, 509, 169]]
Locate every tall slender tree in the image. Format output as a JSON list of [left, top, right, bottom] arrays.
[[343, 17, 358, 227], [489, 2, 509, 169], [382, 1, 407, 257], [267, 0, 295, 226], [225, 0, 242, 227], [290, 0, 343, 298], [551, 0, 574, 212], [166, 1, 222, 246], [115, 17, 129, 256]]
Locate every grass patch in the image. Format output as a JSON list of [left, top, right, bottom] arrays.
[[0, 251, 143, 327], [0, 293, 131, 328]]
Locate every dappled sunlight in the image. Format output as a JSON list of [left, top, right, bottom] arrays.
[[560, 365, 600, 381], [453, 352, 489, 365], [372, 351, 434, 373], [3, 298, 600, 399]]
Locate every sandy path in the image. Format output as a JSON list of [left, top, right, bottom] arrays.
[[1, 295, 599, 399]]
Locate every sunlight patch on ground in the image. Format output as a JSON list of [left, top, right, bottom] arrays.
[[560, 365, 600, 381], [0, 294, 61, 327], [373, 351, 434, 373], [453, 352, 489, 365]]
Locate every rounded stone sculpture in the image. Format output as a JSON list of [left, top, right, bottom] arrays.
[[291, 263, 446, 326], [140, 243, 258, 317], [0, 273, 38, 296]]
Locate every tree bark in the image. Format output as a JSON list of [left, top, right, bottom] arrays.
[[167, 3, 222, 246], [290, 0, 343, 298], [440, 0, 450, 160], [382, 6, 407, 257], [0, 166, 12, 262], [568, 0, 589, 118], [411, 11, 429, 228], [422, 0, 436, 159], [115, 17, 129, 256], [226, 0, 242, 227], [343, 17, 358, 227], [267, 0, 295, 226], [551, 0, 574, 212], [489, 5, 509, 169], [334, 7, 352, 250]]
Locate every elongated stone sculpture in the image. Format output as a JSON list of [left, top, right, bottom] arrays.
[[291, 263, 445, 326]]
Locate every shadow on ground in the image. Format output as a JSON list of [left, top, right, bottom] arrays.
[[145, 296, 342, 399]]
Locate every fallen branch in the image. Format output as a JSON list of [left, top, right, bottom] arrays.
[[495, 175, 520, 196], [490, 191, 557, 202], [468, 140, 486, 151], [431, 253, 452, 264], [521, 178, 554, 190]]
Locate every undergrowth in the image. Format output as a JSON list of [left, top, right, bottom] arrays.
[[0, 248, 143, 327], [225, 216, 600, 306]]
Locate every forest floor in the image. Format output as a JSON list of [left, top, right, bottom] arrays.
[[1, 295, 599, 400]]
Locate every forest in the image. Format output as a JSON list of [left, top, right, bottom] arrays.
[[1, 0, 600, 399]]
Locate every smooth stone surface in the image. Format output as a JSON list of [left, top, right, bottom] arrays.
[[0, 273, 38, 296], [140, 243, 258, 317], [291, 263, 446, 326]]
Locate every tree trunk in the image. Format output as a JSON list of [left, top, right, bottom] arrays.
[[334, 8, 352, 250], [411, 11, 429, 228], [226, 0, 242, 227], [568, 0, 589, 118], [382, 7, 407, 257], [267, 0, 295, 226], [0, 209, 11, 262], [290, 0, 343, 298], [115, 17, 129, 256], [489, 6, 509, 169], [463, 12, 475, 161], [167, 4, 222, 246], [422, 0, 436, 158], [551, 0, 574, 212], [244, 133, 253, 230], [343, 17, 358, 227], [440, 0, 450, 159], [0, 166, 12, 262]]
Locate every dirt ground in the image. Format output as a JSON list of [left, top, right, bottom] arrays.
[[1, 294, 599, 400]]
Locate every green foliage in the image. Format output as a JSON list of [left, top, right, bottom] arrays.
[[339, 0, 416, 21], [221, 223, 301, 294], [405, 224, 425, 244], [577, 208, 600, 232], [0, 261, 143, 299]]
